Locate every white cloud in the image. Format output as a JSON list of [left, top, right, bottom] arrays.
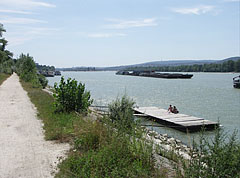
[[0, 0, 56, 9], [0, 9, 32, 14], [0, 16, 47, 24], [6, 27, 59, 46], [105, 18, 158, 29], [87, 33, 127, 38], [172, 5, 215, 15]]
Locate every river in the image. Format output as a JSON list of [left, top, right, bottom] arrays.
[[47, 71, 240, 145]]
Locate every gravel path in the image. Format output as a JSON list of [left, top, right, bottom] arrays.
[[0, 73, 69, 178]]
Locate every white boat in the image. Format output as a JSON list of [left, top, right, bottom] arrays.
[[233, 75, 240, 88]]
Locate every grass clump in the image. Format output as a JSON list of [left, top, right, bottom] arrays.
[[57, 122, 160, 178], [0, 72, 10, 85], [108, 94, 136, 132], [178, 128, 240, 178]]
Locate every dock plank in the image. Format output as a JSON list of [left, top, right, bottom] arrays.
[[134, 107, 218, 132]]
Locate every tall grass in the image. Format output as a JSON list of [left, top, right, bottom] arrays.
[[0, 73, 10, 86], [177, 128, 240, 178]]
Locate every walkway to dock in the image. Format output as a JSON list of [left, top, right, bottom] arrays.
[[134, 107, 218, 132]]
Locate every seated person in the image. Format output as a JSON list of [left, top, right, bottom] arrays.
[[172, 106, 179, 114], [168, 105, 173, 113]]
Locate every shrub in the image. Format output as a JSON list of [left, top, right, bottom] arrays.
[[108, 95, 135, 131], [53, 77, 93, 113], [38, 74, 48, 89], [180, 128, 240, 178]]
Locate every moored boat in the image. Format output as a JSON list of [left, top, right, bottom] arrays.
[[233, 75, 240, 88], [116, 70, 193, 79], [55, 71, 61, 76]]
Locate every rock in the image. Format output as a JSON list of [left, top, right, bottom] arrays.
[[175, 145, 181, 149], [176, 139, 182, 144], [167, 138, 176, 143], [163, 134, 168, 137]]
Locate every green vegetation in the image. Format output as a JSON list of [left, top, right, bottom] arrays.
[[0, 23, 14, 74], [0, 73, 10, 85], [53, 77, 93, 113], [15, 53, 48, 88], [128, 59, 240, 73], [108, 95, 136, 132], [36, 63, 55, 72], [178, 129, 240, 178], [22, 80, 164, 177]]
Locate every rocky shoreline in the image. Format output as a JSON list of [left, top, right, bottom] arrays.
[[145, 129, 194, 160]]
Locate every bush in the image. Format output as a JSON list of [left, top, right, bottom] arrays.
[[180, 128, 240, 178], [53, 77, 93, 113], [108, 95, 135, 131], [38, 74, 48, 89]]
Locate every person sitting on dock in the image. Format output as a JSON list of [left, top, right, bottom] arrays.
[[168, 105, 173, 113], [172, 106, 179, 114]]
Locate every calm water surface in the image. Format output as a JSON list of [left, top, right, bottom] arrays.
[[47, 71, 240, 144]]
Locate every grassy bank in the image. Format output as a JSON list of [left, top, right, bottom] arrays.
[[21, 81, 166, 178], [0, 73, 10, 86]]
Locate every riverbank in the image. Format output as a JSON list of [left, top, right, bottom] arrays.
[[0, 74, 69, 177], [21, 78, 172, 177]]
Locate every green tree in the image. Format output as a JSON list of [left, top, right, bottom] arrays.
[[0, 23, 13, 74], [53, 77, 93, 113], [235, 60, 240, 72]]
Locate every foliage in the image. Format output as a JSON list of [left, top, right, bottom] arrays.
[[38, 74, 48, 89], [57, 121, 158, 178], [21, 80, 81, 141], [0, 23, 13, 74], [108, 95, 136, 132], [180, 128, 240, 178], [15, 53, 48, 88], [53, 77, 93, 113], [0, 73, 10, 85], [16, 54, 38, 82], [21, 81, 164, 177], [36, 63, 55, 72], [127, 59, 240, 73]]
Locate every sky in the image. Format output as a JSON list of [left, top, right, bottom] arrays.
[[0, 0, 239, 67]]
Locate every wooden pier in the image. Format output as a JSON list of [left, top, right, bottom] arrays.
[[134, 107, 219, 132]]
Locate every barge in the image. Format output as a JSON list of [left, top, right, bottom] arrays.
[[116, 70, 193, 79]]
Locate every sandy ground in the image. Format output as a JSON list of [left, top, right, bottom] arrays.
[[0, 73, 69, 178]]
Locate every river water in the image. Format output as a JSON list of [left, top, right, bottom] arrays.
[[47, 71, 240, 145]]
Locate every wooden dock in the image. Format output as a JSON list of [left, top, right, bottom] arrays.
[[134, 107, 219, 132]]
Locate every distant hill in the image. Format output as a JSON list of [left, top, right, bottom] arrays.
[[215, 56, 240, 63], [57, 56, 240, 71]]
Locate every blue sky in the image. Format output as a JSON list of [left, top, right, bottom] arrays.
[[0, 0, 239, 67]]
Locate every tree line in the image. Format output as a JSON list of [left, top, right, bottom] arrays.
[[128, 59, 240, 73], [0, 23, 48, 88]]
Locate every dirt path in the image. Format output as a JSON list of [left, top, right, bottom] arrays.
[[0, 73, 69, 178]]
